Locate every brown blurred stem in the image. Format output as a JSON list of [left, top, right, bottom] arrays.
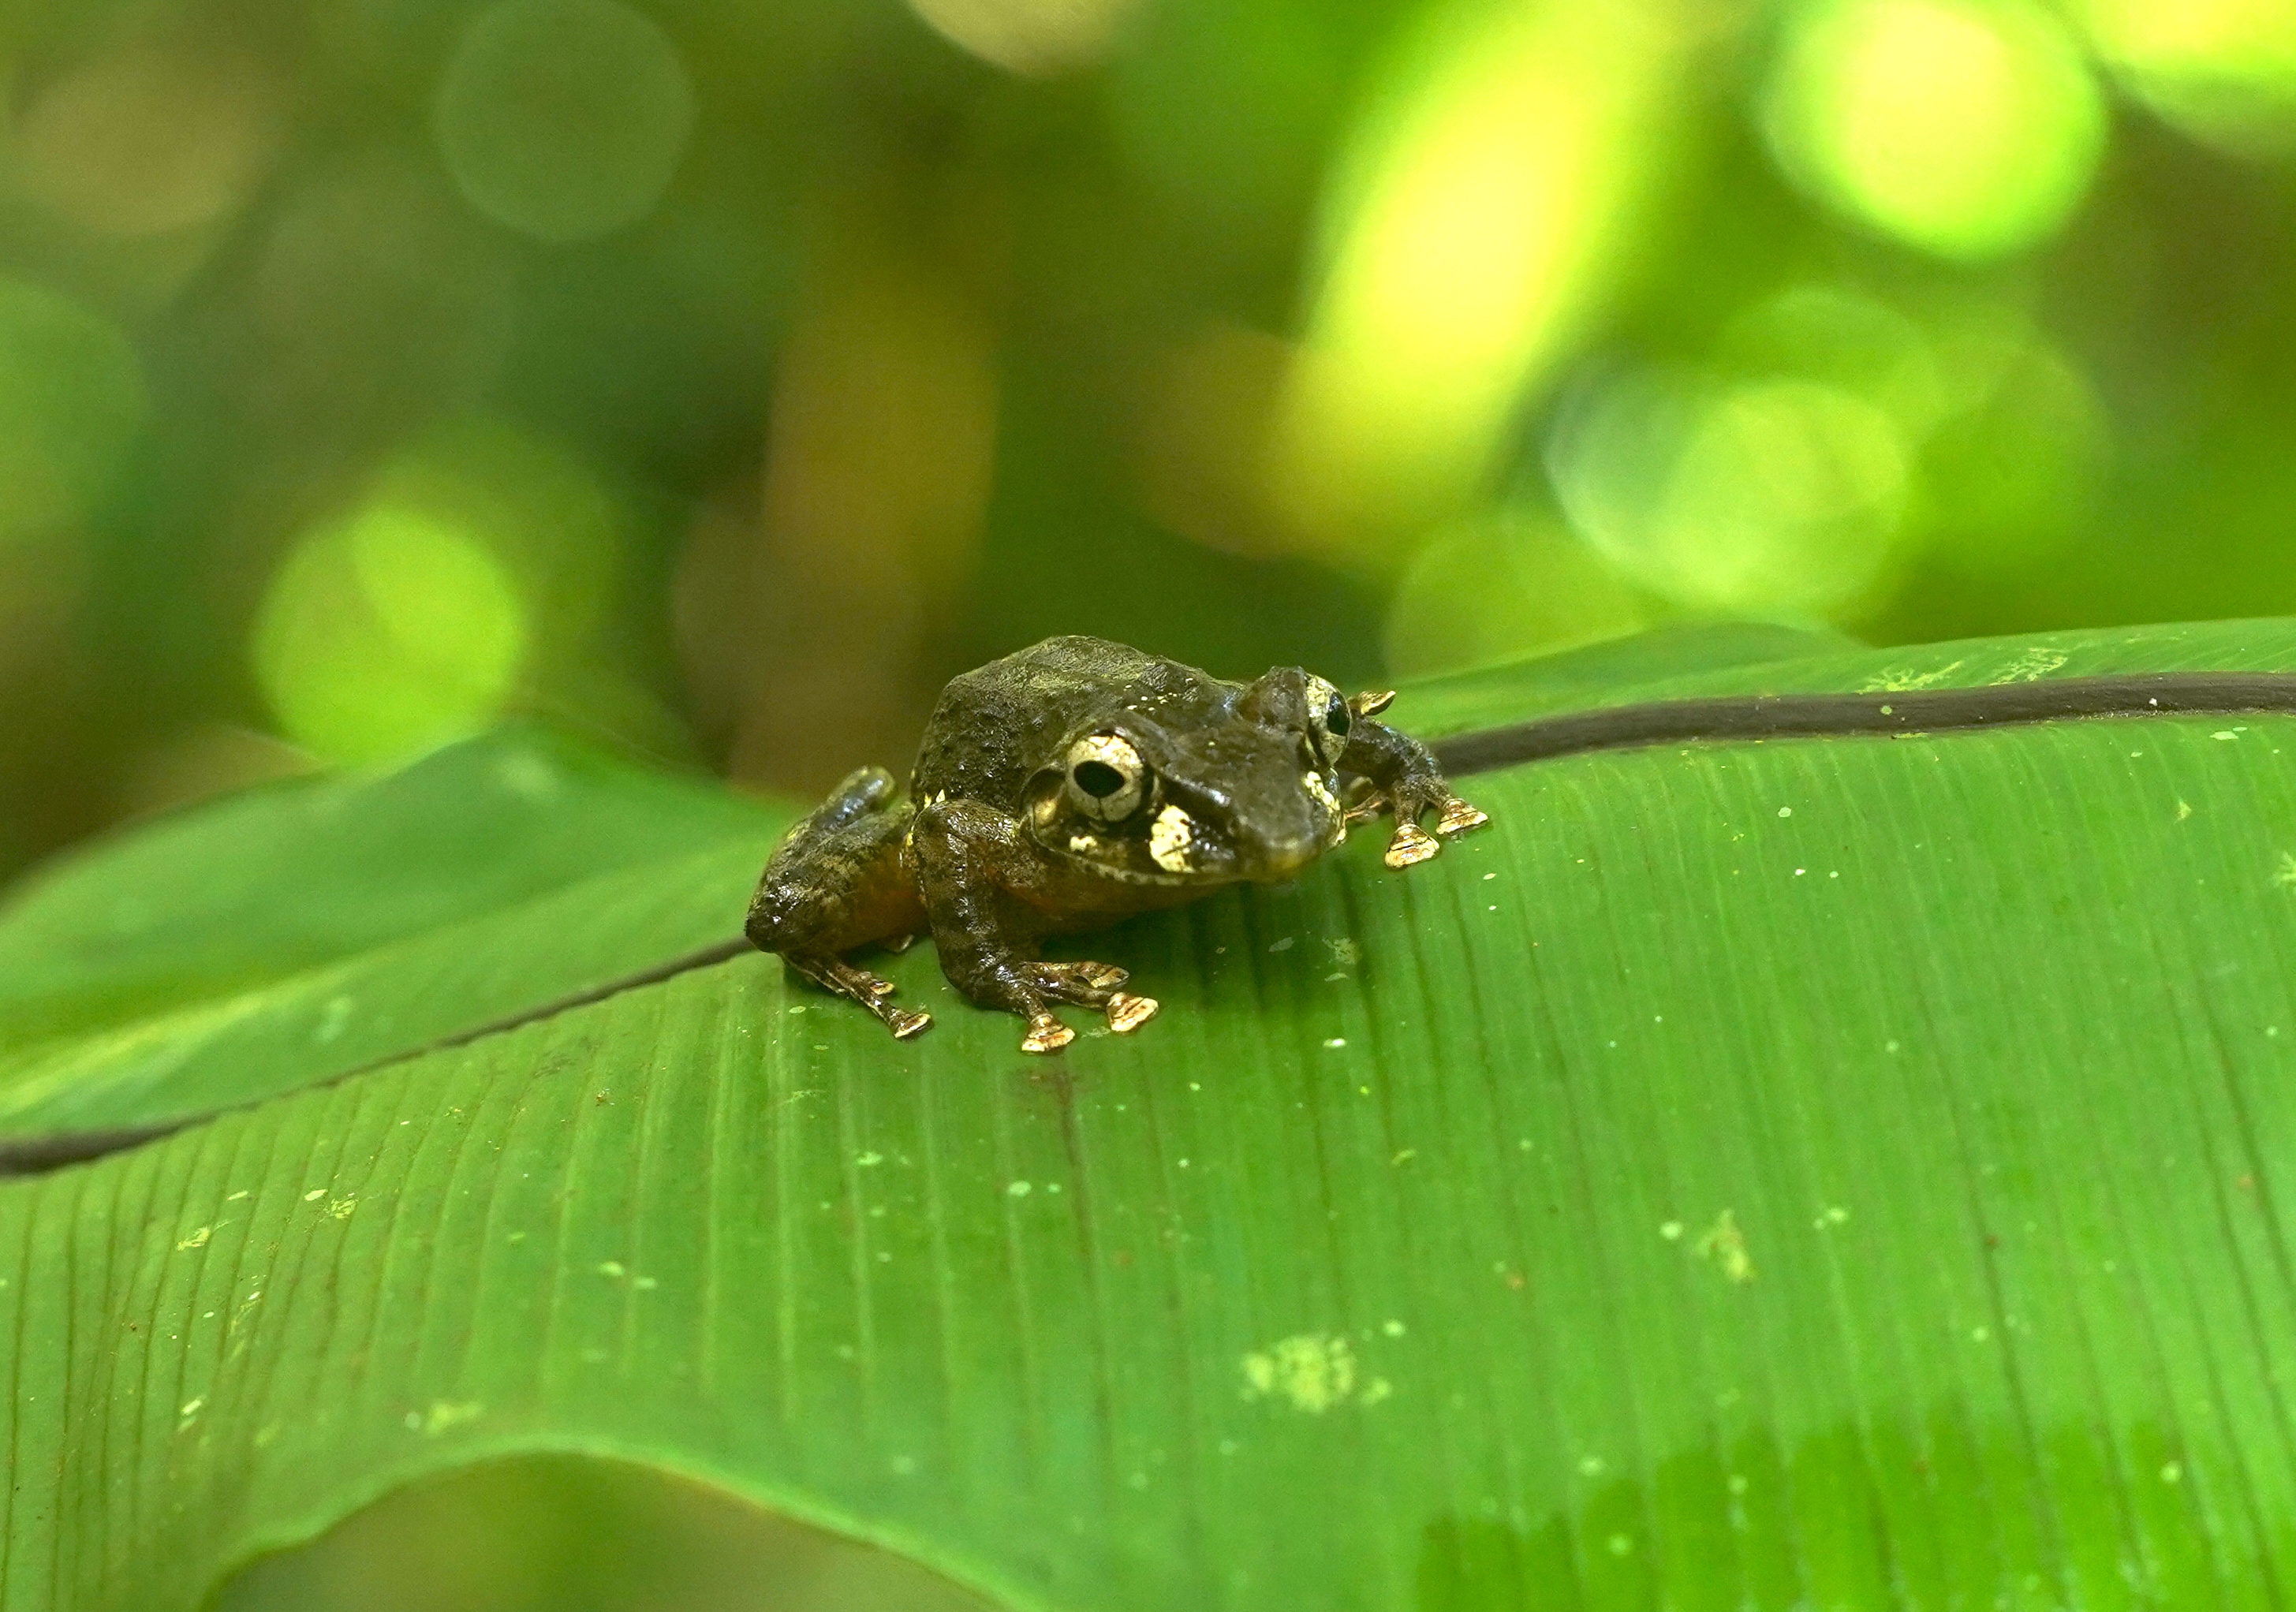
[[1429, 671, 2296, 774]]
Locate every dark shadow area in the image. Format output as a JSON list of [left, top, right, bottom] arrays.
[[211, 1453, 999, 1612]]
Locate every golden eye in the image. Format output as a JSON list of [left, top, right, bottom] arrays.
[[1064, 733, 1148, 822], [1305, 677, 1350, 763]]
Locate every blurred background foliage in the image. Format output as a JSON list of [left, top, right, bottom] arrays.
[[2, 0, 2294, 876], [7, 0, 2296, 1599]]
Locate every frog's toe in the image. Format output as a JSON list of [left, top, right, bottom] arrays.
[[1025, 961, 1128, 1005], [1341, 782, 1389, 827], [1106, 992, 1159, 1034], [1384, 819, 1441, 868], [1435, 795, 1489, 837], [1021, 1013, 1075, 1054], [888, 1008, 932, 1039]]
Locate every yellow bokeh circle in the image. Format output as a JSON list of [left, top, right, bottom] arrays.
[[255, 502, 530, 765], [1762, 0, 2107, 261], [1550, 366, 1910, 618]]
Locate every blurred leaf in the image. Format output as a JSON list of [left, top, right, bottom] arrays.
[[6, 622, 2296, 1610]]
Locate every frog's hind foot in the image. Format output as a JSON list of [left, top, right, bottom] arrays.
[[786, 953, 934, 1041]]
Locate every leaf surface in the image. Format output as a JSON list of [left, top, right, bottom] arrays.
[[6, 622, 2296, 1611]]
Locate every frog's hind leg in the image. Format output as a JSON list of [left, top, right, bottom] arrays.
[[747, 765, 933, 1040], [782, 953, 932, 1039]]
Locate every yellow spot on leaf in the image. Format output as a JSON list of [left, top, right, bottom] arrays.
[[1241, 1332, 1364, 1412], [1694, 1209, 1757, 1282], [175, 1226, 211, 1251], [420, 1400, 484, 1436], [1995, 647, 2068, 683], [1858, 659, 1965, 692]]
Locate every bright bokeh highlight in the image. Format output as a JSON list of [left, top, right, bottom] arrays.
[[434, 0, 696, 243], [1918, 312, 2110, 569], [2076, 0, 2296, 154], [9, 44, 277, 237], [256, 501, 531, 765], [1383, 509, 1647, 675], [368, 416, 624, 647], [1550, 367, 1910, 617], [908, 0, 1141, 76], [1271, 0, 1680, 549], [1762, 0, 2106, 260], [1719, 284, 1947, 437], [0, 278, 145, 544]]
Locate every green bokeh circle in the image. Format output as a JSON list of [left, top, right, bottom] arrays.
[[434, 0, 696, 244], [0, 278, 146, 543]]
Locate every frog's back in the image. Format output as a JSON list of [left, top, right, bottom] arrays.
[[909, 636, 1230, 808]]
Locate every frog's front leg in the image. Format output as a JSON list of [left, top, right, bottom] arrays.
[[747, 765, 933, 1039], [908, 797, 1159, 1053], [1337, 696, 1490, 868]]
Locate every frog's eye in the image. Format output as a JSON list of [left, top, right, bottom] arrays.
[[1305, 677, 1350, 763], [1065, 734, 1148, 822]]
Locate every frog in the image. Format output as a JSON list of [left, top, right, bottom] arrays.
[[744, 635, 1490, 1053]]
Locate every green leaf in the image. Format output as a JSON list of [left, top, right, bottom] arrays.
[[6, 621, 2296, 1611], [0, 726, 784, 1132]]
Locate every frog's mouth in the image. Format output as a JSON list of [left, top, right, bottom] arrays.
[[1034, 820, 1241, 886]]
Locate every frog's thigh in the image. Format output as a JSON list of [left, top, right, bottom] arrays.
[[746, 774, 920, 956], [807, 763, 902, 833]]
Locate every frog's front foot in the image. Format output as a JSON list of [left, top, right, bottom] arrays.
[[1021, 960, 1160, 1051], [1345, 782, 1491, 868], [1021, 1013, 1074, 1053], [1384, 794, 1488, 867]]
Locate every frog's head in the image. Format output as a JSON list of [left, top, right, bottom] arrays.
[[1022, 666, 1353, 884]]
